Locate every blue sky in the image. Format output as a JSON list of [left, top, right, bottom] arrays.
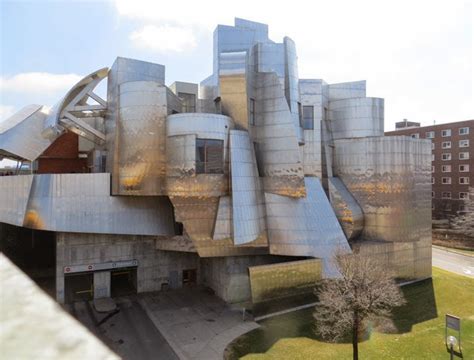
[[1, 0, 472, 131]]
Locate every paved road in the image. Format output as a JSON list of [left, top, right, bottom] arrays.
[[70, 297, 178, 360], [432, 246, 474, 278]]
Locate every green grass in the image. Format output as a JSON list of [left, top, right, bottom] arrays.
[[226, 268, 474, 360]]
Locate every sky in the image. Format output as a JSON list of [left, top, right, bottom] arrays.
[[0, 0, 472, 135]]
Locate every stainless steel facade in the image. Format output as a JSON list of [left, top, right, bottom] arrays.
[[0, 17, 432, 299]]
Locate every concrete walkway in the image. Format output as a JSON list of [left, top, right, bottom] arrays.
[[139, 287, 259, 360]]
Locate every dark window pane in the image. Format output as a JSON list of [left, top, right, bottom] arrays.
[[195, 138, 224, 174], [302, 105, 314, 130]]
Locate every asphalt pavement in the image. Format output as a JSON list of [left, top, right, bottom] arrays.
[[432, 246, 474, 278]]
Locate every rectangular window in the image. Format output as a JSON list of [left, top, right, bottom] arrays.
[[411, 133, 419, 139], [442, 192, 451, 199], [426, 131, 435, 139], [195, 139, 224, 174], [442, 177, 451, 184], [178, 92, 196, 113], [302, 105, 314, 130], [441, 153, 451, 161], [432, 191, 435, 198], [441, 165, 451, 172], [249, 98, 255, 126], [459, 139, 469, 148], [432, 203, 435, 210], [459, 127, 469, 135], [459, 204, 467, 212], [442, 141, 451, 149], [432, 154, 435, 161], [459, 177, 470, 184], [431, 142, 435, 150], [431, 166, 435, 173], [459, 192, 469, 200], [459, 164, 469, 172], [298, 102, 303, 127], [459, 152, 469, 160], [431, 177, 435, 184], [441, 129, 451, 137]]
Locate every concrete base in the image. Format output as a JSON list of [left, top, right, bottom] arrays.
[[93, 298, 117, 313]]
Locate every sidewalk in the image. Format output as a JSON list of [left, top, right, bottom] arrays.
[[139, 287, 259, 360]]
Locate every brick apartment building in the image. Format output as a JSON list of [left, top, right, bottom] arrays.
[[386, 119, 473, 220]]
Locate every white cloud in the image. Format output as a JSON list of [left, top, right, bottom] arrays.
[[0, 105, 15, 121], [129, 25, 197, 53], [0, 72, 82, 96]]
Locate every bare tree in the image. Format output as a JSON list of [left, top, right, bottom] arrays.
[[313, 251, 406, 360]]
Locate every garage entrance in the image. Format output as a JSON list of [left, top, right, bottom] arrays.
[[65, 272, 93, 303], [111, 267, 137, 297], [182, 269, 197, 286]]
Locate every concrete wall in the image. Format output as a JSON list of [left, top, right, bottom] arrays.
[[200, 255, 286, 303], [56, 232, 199, 303]]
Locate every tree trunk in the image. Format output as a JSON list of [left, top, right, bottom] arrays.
[[353, 311, 359, 360]]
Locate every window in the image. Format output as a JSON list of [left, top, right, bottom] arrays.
[[442, 177, 451, 184], [298, 102, 303, 127], [459, 204, 467, 212], [441, 129, 451, 137], [302, 106, 314, 130], [432, 203, 435, 210], [441, 153, 451, 161], [432, 154, 435, 161], [441, 165, 451, 173], [459, 139, 469, 148], [459, 177, 470, 184], [195, 139, 224, 174], [253, 142, 264, 177], [249, 98, 256, 126], [178, 92, 196, 113], [442, 192, 451, 199], [459, 164, 469, 172], [426, 131, 435, 139], [411, 133, 419, 139], [431, 177, 435, 184], [459, 152, 469, 160], [459, 192, 469, 200], [431, 142, 435, 150], [431, 166, 435, 173], [432, 191, 435, 198], [445, 203, 452, 211], [442, 141, 451, 149], [459, 127, 469, 135]]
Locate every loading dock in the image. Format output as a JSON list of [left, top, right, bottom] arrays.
[[111, 267, 137, 297], [64, 272, 93, 303]]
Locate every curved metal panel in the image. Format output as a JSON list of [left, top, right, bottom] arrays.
[[114, 81, 168, 195], [328, 97, 384, 140], [328, 177, 364, 240], [264, 177, 351, 276], [0, 105, 51, 161], [212, 196, 232, 240], [0, 175, 34, 226], [229, 130, 267, 245], [333, 136, 432, 244], [0, 173, 175, 236], [328, 80, 366, 101]]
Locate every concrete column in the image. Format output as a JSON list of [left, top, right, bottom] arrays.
[[93, 271, 111, 299]]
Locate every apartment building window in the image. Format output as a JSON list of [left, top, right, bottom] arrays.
[[426, 131, 435, 139], [432, 203, 435, 210], [431, 177, 435, 184], [441, 129, 451, 137], [442, 192, 451, 199], [442, 141, 451, 149], [441, 165, 451, 172], [459, 204, 467, 212], [411, 133, 419, 139], [432, 191, 435, 198], [459, 139, 469, 148], [196, 139, 224, 174], [431, 142, 435, 150], [459, 127, 469, 135], [302, 105, 314, 130], [441, 153, 451, 161], [431, 166, 435, 173], [459, 164, 469, 172], [249, 98, 255, 125], [432, 154, 435, 161], [459, 192, 469, 200], [459, 177, 470, 184], [459, 152, 469, 160], [442, 177, 451, 184]]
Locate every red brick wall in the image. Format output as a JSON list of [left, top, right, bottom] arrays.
[[37, 132, 88, 174]]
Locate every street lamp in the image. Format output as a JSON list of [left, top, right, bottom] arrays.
[[447, 335, 457, 360]]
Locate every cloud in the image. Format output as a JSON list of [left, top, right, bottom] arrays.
[[0, 72, 82, 96], [129, 25, 197, 53], [0, 105, 15, 121]]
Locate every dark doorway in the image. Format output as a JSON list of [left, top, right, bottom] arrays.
[[111, 267, 137, 297], [182, 269, 197, 286], [65, 272, 93, 303]]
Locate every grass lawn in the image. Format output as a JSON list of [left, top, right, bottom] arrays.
[[226, 268, 474, 359]]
